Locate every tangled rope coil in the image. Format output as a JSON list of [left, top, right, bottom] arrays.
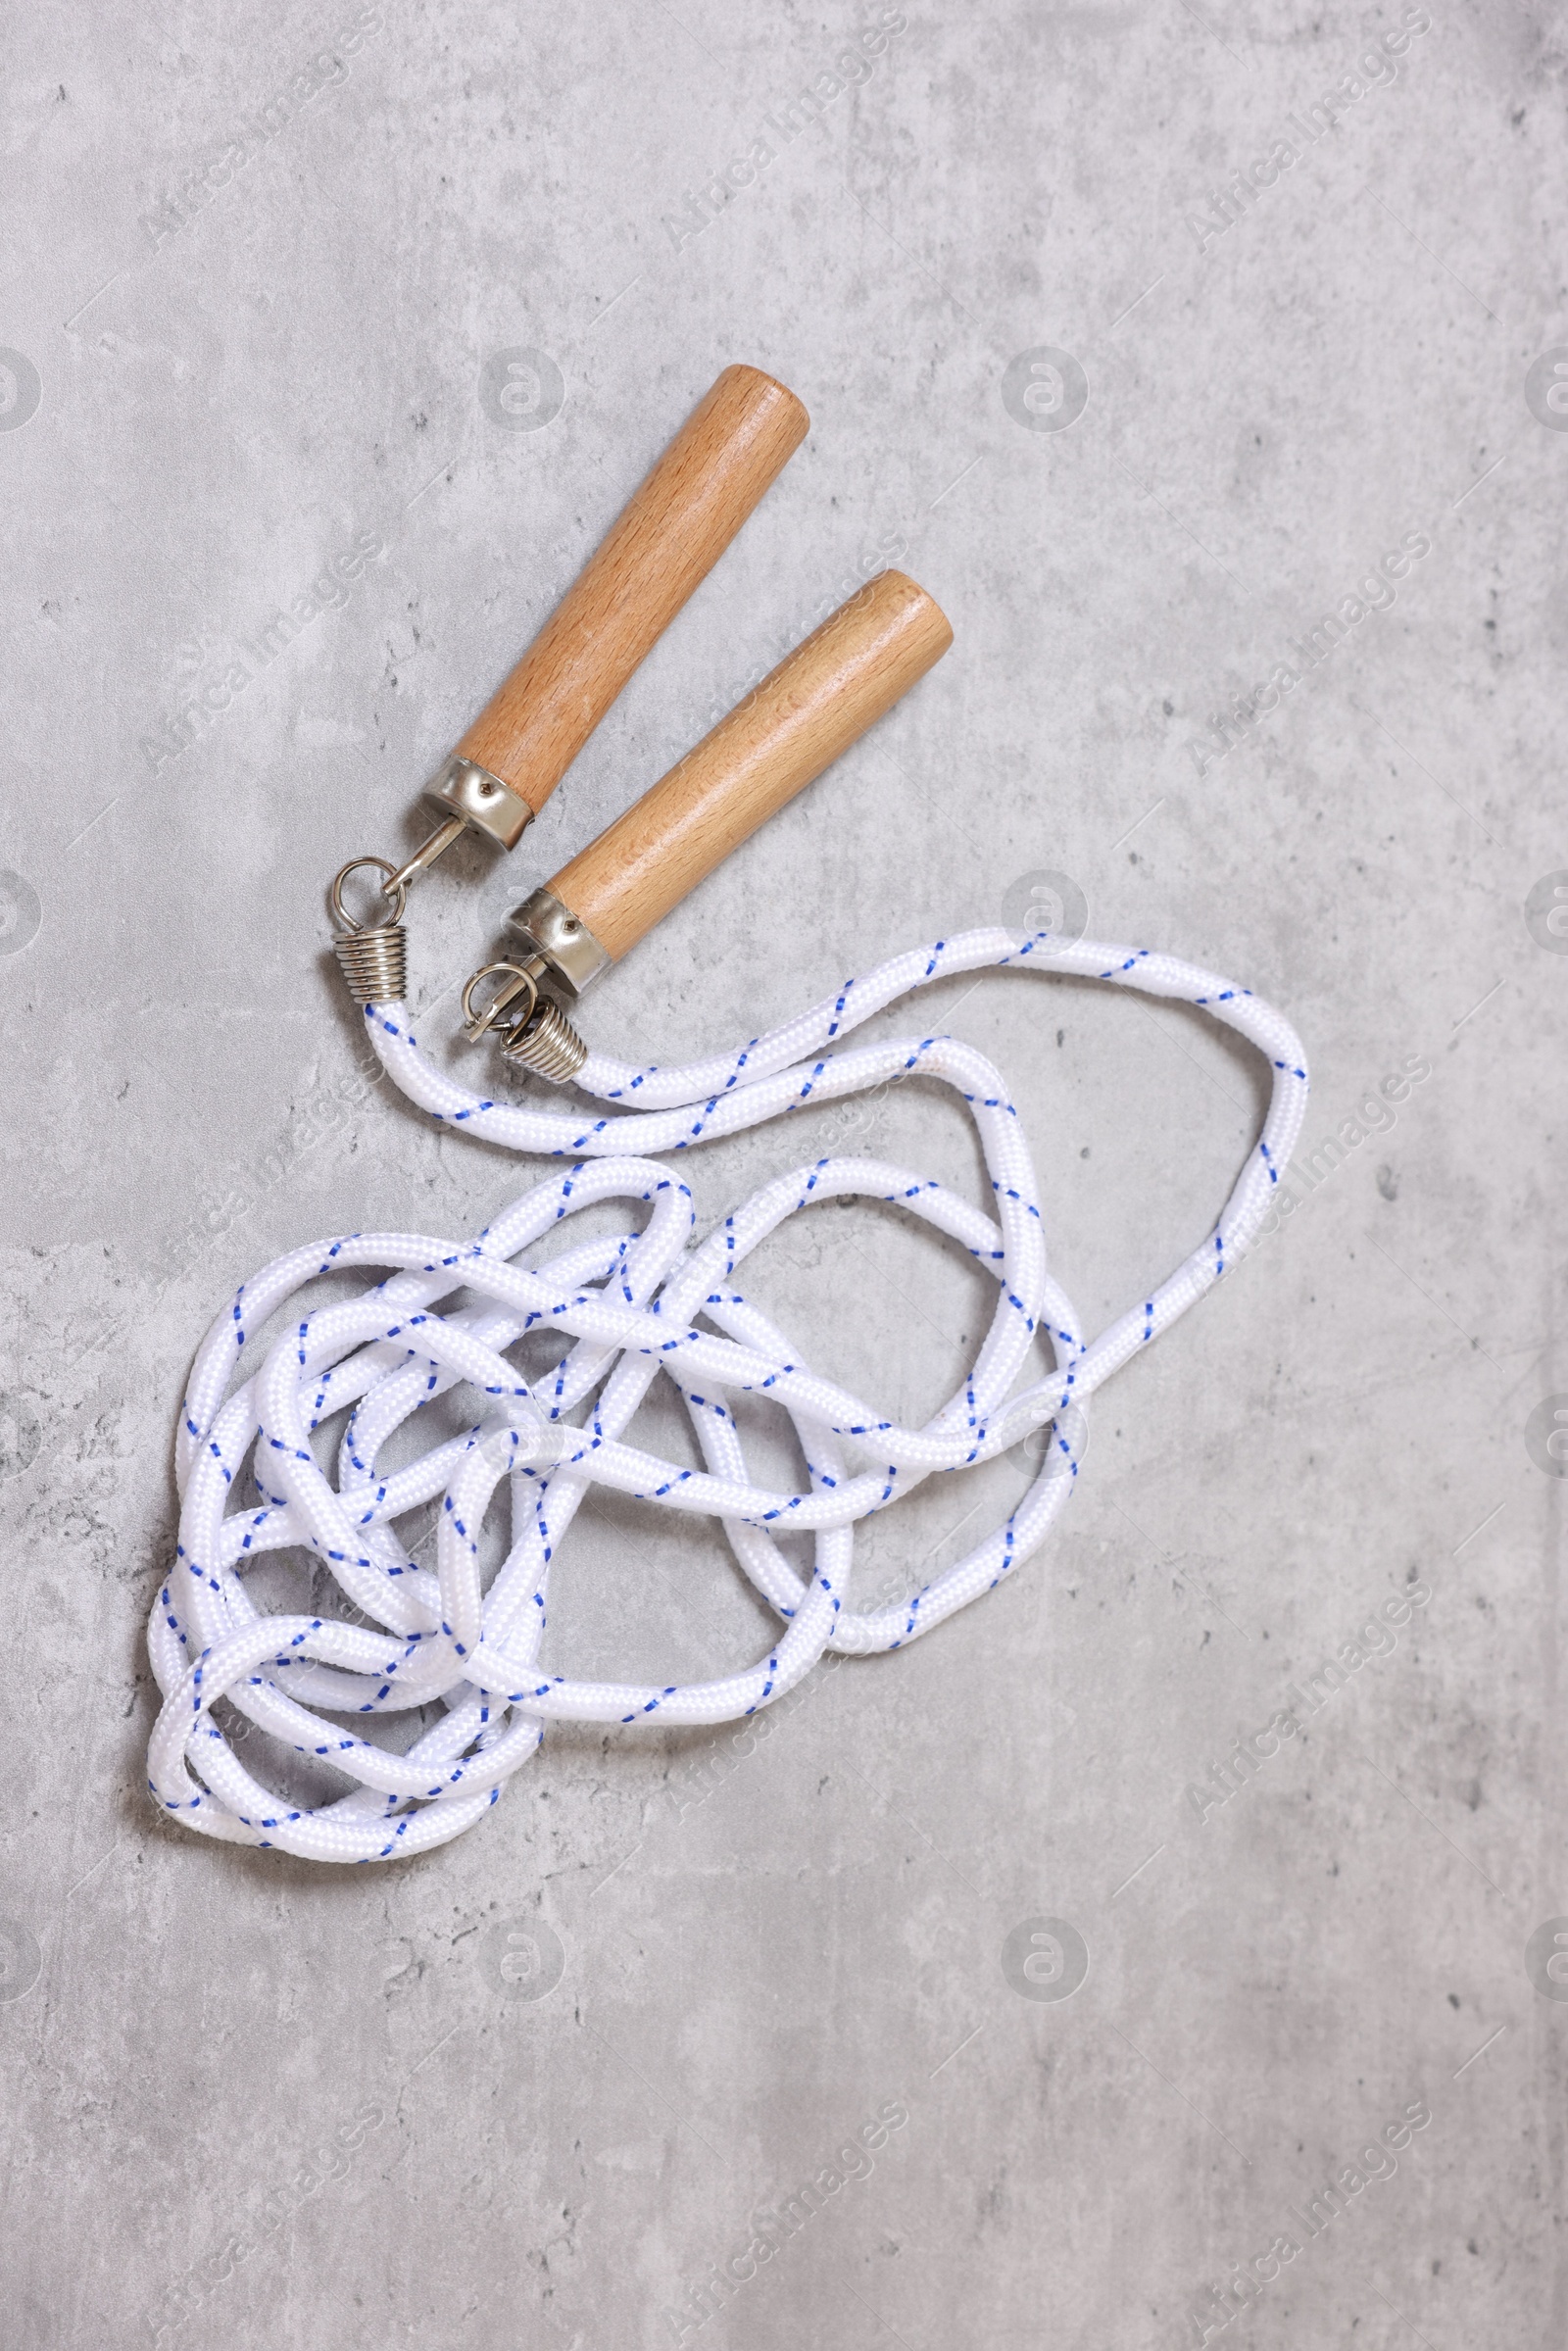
[[146, 927, 1308, 1863]]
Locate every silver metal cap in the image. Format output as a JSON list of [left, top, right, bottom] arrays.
[[506, 886, 611, 999], [424, 754, 533, 853]]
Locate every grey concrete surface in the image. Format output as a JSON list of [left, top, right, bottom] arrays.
[[1, 2, 1564, 2344]]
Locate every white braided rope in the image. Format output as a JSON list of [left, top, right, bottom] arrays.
[[145, 927, 1308, 1863]]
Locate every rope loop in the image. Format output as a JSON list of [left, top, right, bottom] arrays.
[[146, 927, 1308, 1863]]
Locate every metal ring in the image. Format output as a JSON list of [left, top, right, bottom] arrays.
[[462, 960, 539, 1042], [330, 857, 407, 933]]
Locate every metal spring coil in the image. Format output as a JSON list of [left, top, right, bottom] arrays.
[[501, 994, 588, 1082], [333, 922, 408, 1006]]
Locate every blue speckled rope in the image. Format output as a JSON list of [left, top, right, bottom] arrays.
[[146, 926, 1308, 1863]]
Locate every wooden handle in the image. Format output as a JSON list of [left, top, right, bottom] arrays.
[[455, 365, 808, 814], [547, 569, 952, 960]]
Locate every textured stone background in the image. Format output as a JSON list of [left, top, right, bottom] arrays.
[[2, 2, 1565, 2345]]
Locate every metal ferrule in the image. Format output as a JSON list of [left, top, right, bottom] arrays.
[[505, 886, 611, 1000], [424, 753, 534, 853]]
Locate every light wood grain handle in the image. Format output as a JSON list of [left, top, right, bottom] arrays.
[[547, 569, 952, 961], [454, 365, 808, 814]]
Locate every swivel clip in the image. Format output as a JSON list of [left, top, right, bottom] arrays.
[[460, 957, 589, 1083], [329, 858, 409, 1006]]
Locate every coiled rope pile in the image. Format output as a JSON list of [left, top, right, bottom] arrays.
[[146, 927, 1308, 1863]]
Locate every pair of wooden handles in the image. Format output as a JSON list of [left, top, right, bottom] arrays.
[[453, 364, 951, 962]]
